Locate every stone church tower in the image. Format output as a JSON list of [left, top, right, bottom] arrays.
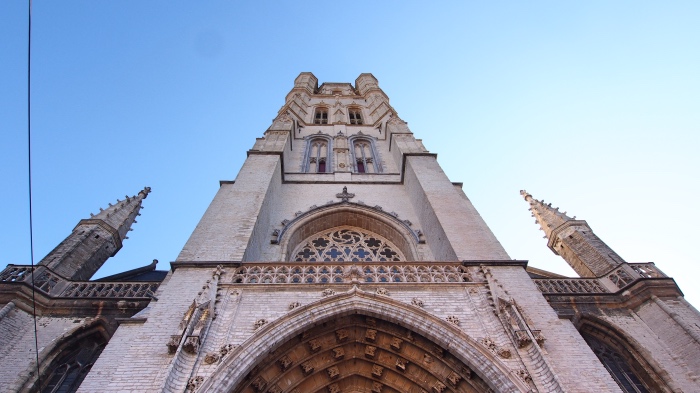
[[1, 73, 699, 392]]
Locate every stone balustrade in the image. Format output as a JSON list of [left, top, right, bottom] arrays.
[[0, 265, 160, 299]]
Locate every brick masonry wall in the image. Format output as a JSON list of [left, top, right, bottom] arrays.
[[405, 156, 510, 261], [177, 154, 280, 262], [79, 268, 211, 392]]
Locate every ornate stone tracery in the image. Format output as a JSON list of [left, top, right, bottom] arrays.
[[292, 227, 404, 262], [230, 263, 472, 284]]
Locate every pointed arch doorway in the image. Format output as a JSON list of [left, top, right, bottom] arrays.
[[199, 289, 529, 393]]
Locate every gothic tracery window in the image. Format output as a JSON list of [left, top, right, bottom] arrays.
[[303, 137, 331, 173], [292, 226, 404, 262], [583, 333, 650, 393], [313, 107, 328, 124], [350, 138, 381, 173], [39, 331, 106, 393], [348, 108, 363, 124]]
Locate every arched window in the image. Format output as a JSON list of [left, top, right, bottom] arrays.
[[348, 107, 363, 124], [350, 137, 381, 173], [313, 107, 328, 124], [303, 136, 332, 173], [39, 330, 107, 393], [582, 333, 650, 393]]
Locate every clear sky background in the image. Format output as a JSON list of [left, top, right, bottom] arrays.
[[1, 2, 698, 304]]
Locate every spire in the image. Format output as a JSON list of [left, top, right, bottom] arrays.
[[39, 187, 151, 281], [520, 190, 624, 278], [520, 190, 572, 240], [89, 186, 151, 241]]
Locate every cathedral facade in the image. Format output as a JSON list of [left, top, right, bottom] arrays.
[[1, 73, 699, 392]]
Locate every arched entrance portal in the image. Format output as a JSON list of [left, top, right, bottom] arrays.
[[199, 289, 528, 393], [235, 314, 491, 393]]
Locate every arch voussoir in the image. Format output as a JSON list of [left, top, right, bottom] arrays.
[[200, 287, 529, 393]]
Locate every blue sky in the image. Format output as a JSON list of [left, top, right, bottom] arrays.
[[1, 1, 699, 304]]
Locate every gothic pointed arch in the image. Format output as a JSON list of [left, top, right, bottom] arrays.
[[277, 202, 421, 262], [578, 317, 673, 393], [19, 319, 111, 393], [348, 133, 382, 173], [302, 133, 333, 173], [198, 288, 530, 393]]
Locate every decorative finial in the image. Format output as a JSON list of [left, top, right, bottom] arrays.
[[336, 187, 355, 202]]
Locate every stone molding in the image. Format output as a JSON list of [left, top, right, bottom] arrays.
[[196, 286, 530, 393]]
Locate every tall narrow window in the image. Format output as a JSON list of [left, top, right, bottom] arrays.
[[303, 136, 332, 173], [313, 107, 328, 124], [582, 333, 650, 393], [348, 108, 363, 124], [350, 137, 381, 173]]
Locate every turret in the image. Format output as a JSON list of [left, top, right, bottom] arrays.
[[38, 187, 150, 281], [521, 190, 625, 277]]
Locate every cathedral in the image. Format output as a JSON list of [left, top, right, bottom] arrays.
[[1, 73, 699, 392]]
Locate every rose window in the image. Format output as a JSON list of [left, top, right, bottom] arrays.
[[292, 226, 404, 262]]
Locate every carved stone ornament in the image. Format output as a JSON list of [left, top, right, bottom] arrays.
[[186, 376, 204, 392], [328, 384, 341, 393], [372, 364, 384, 378], [335, 329, 349, 342], [514, 330, 532, 348], [204, 352, 220, 364], [167, 335, 181, 354], [254, 319, 268, 330], [395, 357, 408, 372], [183, 336, 200, 354], [432, 381, 447, 393], [447, 371, 462, 386], [372, 382, 383, 392], [278, 355, 293, 371], [365, 345, 377, 358], [333, 347, 345, 359], [480, 337, 497, 351], [308, 339, 322, 352], [321, 288, 336, 297], [301, 361, 314, 375], [497, 347, 512, 359], [219, 343, 235, 357], [411, 297, 424, 307], [515, 369, 533, 383], [446, 315, 460, 326], [327, 366, 340, 379], [336, 186, 355, 202], [251, 376, 267, 392], [365, 328, 377, 342], [532, 330, 546, 346], [288, 301, 301, 310], [390, 337, 403, 351], [375, 287, 390, 296]]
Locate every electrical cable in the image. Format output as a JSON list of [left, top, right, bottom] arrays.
[[27, 0, 43, 389]]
